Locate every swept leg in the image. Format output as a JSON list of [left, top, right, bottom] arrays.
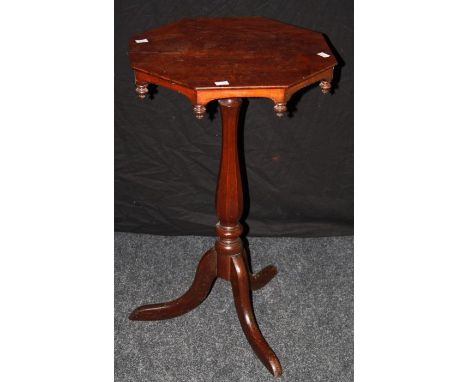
[[250, 265, 278, 291], [243, 249, 278, 291], [230, 254, 282, 377], [129, 249, 217, 321]]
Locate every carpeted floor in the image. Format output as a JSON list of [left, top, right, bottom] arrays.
[[115, 233, 353, 381]]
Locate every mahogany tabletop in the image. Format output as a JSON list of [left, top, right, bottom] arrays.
[[128, 17, 337, 116]]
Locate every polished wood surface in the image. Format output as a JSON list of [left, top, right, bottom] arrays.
[[128, 17, 337, 377], [129, 98, 281, 375], [231, 254, 282, 377], [129, 16, 336, 118], [129, 249, 217, 321], [215, 98, 244, 280], [242, 247, 278, 290]]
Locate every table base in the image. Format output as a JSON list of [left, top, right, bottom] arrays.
[[129, 247, 282, 377]]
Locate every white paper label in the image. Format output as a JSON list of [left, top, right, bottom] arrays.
[[214, 80, 230, 86], [317, 52, 330, 58], [135, 38, 149, 43]]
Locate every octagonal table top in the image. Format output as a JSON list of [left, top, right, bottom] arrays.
[[128, 17, 337, 113]]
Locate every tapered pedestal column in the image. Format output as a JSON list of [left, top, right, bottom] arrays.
[[129, 98, 282, 377], [215, 98, 282, 377]]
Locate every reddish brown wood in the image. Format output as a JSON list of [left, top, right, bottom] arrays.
[[129, 96, 281, 376], [242, 248, 278, 291], [129, 249, 216, 320], [231, 254, 282, 377], [129, 17, 336, 118], [249, 265, 279, 291], [214, 98, 244, 282], [127, 17, 338, 378]]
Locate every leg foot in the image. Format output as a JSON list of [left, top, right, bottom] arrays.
[[230, 254, 283, 377], [129, 249, 217, 321]]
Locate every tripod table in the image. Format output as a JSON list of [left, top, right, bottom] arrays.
[[127, 16, 337, 377]]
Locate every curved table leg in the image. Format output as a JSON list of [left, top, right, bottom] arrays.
[[250, 265, 278, 291], [230, 254, 282, 377], [243, 249, 278, 291], [129, 249, 217, 321]]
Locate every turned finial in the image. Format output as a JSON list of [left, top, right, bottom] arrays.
[[135, 81, 149, 99], [273, 103, 287, 118], [193, 104, 206, 119], [319, 80, 332, 94]]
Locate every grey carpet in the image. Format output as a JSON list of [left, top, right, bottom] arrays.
[[115, 233, 353, 381]]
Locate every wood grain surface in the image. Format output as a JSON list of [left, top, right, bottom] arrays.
[[129, 17, 336, 116]]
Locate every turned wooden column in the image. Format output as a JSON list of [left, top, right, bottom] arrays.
[[213, 99, 282, 377], [215, 98, 244, 280]]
